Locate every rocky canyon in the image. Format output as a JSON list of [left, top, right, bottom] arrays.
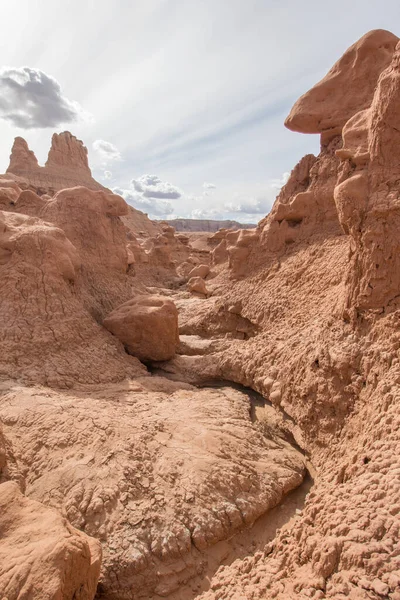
[[1, 28, 400, 600]]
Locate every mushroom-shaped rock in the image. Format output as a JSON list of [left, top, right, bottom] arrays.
[[285, 29, 399, 134], [0, 481, 101, 600], [188, 276, 208, 296], [188, 263, 210, 279], [104, 295, 179, 362]]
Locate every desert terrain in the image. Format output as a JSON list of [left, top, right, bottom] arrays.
[[1, 28, 400, 600]]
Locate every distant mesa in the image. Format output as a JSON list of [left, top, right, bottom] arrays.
[[157, 218, 256, 232]]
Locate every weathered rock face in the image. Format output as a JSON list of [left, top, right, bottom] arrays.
[[6, 131, 107, 195], [39, 186, 132, 320], [7, 136, 39, 173], [46, 131, 91, 171], [0, 481, 101, 600], [188, 275, 209, 296], [0, 210, 144, 386], [0, 178, 23, 210], [185, 29, 400, 600], [104, 295, 179, 362], [285, 29, 399, 134], [121, 205, 161, 237], [2, 26, 400, 600], [258, 138, 343, 255], [0, 382, 305, 600], [188, 263, 210, 279], [335, 40, 400, 314]]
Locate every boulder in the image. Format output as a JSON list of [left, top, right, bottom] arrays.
[[188, 263, 210, 279], [188, 276, 208, 296], [0, 481, 101, 600], [104, 295, 179, 361]]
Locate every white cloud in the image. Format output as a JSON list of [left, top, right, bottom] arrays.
[[131, 174, 182, 200], [270, 171, 290, 190], [190, 207, 222, 219], [0, 66, 88, 129], [93, 139, 121, 162], [203, 182, 216, 190], [224, 172, 290, 215], [113, 182, 175, 218], [2, 1, 396, 218], [103, 170, 112, 180], [225, 197, 270, 215]]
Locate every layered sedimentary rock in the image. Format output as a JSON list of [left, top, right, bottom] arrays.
[[156, 218, 256, 232], [6, 132, 107, 195]]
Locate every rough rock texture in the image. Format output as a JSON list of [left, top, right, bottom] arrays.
[[6, 132, 108, 195], [176, 29, 400, 600], [2, 27, 400, 600], [7, 137, 39, 173], [104, 295, 179, 362], [187, 264, 210, 279], [285, 29, 399, 134], [0, 381, 305, 600], [0, 481, 101, 600], [38, 186, 132, 320], [188, 276, 209, 297], [0, 210, 144, 386], [335, 40, 400, 314], [257, 139, 343, 258], [122, 205, 161, 238]]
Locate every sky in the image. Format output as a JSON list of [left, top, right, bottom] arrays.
[[0, 1, 399, 222]]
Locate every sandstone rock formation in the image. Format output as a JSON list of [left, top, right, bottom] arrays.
[[285, 29, 399, 135], [104, 295, 179, 362], [335, 38, 400, 314], [1, 26, 400, 600], [0, 382, 305, 599], [122, 205, 162, 238], [188, 263, 210, 279], [179, 29, 400, 600], [188, 275, 209, 297], [0, 480, 101, 600], [39, 186, 132, 320], [7, 137, 39, 173], [6, 132, 107, 195], [0, 209, 144, 386]]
